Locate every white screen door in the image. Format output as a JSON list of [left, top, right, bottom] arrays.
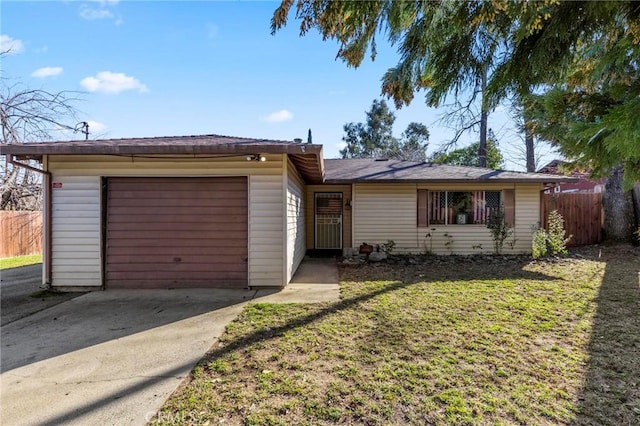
[[315, 193, 342, 249]]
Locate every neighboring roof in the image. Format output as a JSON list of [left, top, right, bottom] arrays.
[[324, 158, 574, 183], [537, 159, 567, 174], [0, 134, 325, 183]]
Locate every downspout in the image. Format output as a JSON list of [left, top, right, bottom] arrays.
[[7, 154, 52, 287]]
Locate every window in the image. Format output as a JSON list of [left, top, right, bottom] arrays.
[[417, 190, 514, 226]]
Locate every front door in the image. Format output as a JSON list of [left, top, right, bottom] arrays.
[[315, 193, 342, 249]]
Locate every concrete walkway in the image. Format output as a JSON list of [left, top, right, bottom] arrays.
[[254, 257, 340, 303], [0, 257, 340, 426]]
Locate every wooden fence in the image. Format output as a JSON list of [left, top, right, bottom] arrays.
[[0, 211, 43, 258], [541, 193, 603, 246]]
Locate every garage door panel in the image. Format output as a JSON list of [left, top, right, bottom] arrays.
[[108, 279, 247, 290], [108, 205, 246, 216], [106, 218, 247, 231], [108, 270, 247, 281], [108, 197, 247, 208], [107, 259, 244, 272], [107, 246, 247, 256], [107, 254, 246, 264], [107, 238, 248, 248], [108, 229, 248, 240], [108, 179, 247, 192], [107, 214, 247, 224], [106, 177, 248, 289], [109, 189, 247, 199]]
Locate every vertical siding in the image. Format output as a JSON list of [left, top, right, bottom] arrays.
[[51, 176, 102, 287], [353, 184, 418, 253], [48, 154, 286, 288], [285, 160, 306, 283], [305, 184, 352, 250]]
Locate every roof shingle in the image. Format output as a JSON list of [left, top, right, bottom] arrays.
[[324, 158, 572, 183]]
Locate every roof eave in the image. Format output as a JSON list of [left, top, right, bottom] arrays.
[[325, 177, 577, 184], [0, 142, 323, 156]]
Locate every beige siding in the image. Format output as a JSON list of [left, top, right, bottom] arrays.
[[51, 176, 101, 287], [513, 183, 542, 252], [353, 184, 418, 253], [305, 185, 352, 250], [285, 160, 306, 283], [353, 182, 541, 255], [48, 154, 286, 288]]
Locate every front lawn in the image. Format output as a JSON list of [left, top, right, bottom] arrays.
[[0, 254, 42, 270], [154, 246, 639, 425]]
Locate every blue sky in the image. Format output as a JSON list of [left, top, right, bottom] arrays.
[[1, 0, 553, 169]]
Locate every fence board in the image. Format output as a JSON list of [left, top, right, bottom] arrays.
[[541, 193, 602, 246], [0, 211, 43, 258]]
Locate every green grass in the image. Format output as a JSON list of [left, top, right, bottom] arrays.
[[153, 246, 640, 425], [0, 254, 42, 270]]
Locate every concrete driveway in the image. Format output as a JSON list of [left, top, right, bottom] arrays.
[[0, 264, 80, 326], [1, 289, 255, 426], [0, 257, 339, 425]]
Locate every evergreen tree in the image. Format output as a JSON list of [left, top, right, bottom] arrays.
[[340, 99, 429, 161], [431, 132, 504, 170], [272, 0, 640, 181]]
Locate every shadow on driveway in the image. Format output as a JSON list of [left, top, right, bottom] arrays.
[[0, 264, 81, 326], [1, 288, 256, 426]]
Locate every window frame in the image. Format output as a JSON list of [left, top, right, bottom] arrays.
[[417, 189, 515, 227]]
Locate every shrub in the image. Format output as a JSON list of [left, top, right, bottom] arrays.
[[486, 206, 513, 254], [532, 227, 548, 259], [378, 240, 396, 254], [547, 210, 571, 255], [531, 210, 571, 259]]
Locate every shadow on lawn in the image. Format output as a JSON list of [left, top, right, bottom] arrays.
[[38, 259, 558, 425], [573, 247, 640, 425]]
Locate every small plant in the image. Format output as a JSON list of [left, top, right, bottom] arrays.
[[634, 227, 640, 245], [546, 210, 571, 255], [378, 239, 396, 254], [486, 206, 513, 254], [424, 228, 436, 255], [472, 243, 483, 253], [443, 232, 454, 254], [532, 226, 548, 259], [531, 210, 572, 259]]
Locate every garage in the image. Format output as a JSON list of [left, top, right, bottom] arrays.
[[105, 177, 248, 289]]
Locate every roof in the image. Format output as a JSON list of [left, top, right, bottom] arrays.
[[324, 158, 574, 184], [0, 135, 575, 185], [0, 134, 325, 183]]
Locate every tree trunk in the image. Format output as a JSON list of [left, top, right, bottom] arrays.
[[524, 119, 535, 172], [478, 69, 488, 168], [603, 165, 635, 242], [632, 184, 640, 244]]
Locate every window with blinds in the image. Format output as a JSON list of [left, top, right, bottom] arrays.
[[417, 190, 515, 226]]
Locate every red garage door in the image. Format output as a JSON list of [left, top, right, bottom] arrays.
[[106, 177, 248, 289]]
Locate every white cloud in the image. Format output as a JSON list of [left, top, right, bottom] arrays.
[[261, 109, 293, 123], [0, 35, 24, 55], [79, 1, 122, 23], [86, 120, 107, 133], [79, 5, 113, 20], [31, 66, 63, 78], [80, 71, 148, 94]]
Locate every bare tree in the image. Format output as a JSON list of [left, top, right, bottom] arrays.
[[1, 79, 81, 210]]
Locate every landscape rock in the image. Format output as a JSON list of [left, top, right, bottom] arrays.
[[368, 251, 388, 262]]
